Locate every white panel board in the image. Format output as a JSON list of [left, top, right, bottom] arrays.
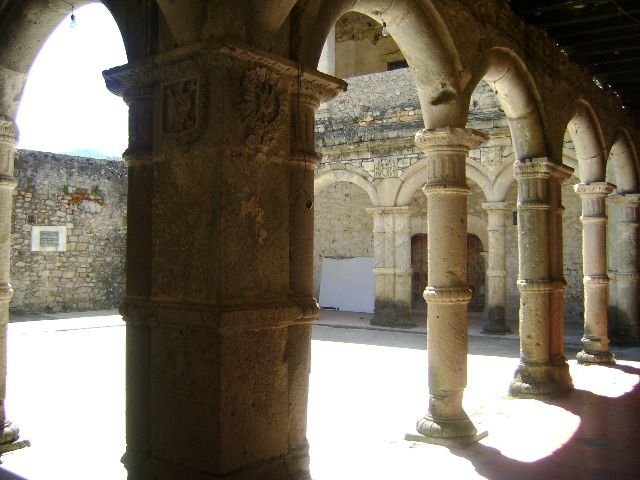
[[319, 256, 375, 313]]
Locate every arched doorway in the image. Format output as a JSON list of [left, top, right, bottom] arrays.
[[411, 233, 486, 312], [467, 234, 486, 312]]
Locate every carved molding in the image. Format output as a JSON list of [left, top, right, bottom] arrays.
[[161, 75, 207, 145], [423, 286, 472, 304], [0, 119, 18, 145], [415, 127, 486, 153], [239, 67, 288, 153]]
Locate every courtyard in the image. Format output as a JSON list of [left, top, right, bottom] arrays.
[[0, 311, 638, 480]]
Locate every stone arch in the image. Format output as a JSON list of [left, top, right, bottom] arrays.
[[299, 0, 466, 127], [395, 157, 494, 206], [491, 161, 516, 202], [466, 48, 548, 161], [467, 215, 488, 251], [564, 100, 607, 184], [607, 129, 639, 193], [314, 167, 380, 206], [0, 0, 130, 121]]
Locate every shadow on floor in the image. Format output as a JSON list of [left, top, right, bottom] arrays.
[[0, 468, 28, 480], [452, 364, 640, 480]]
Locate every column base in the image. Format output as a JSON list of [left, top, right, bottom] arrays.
[[509, 363, 565, 398], [126, 451, 311, 480], [481, 320, 512, 335], [408, 414, 486, 448], [0, 422, 30, 456], [576, 350, 615, 365]]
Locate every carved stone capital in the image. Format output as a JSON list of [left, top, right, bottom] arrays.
[[366, 206, 416, 217], [0, 119, 18, 146], [481, 201, 510, 212], [414, 127, 486, 154], [574, 182, 614, 197]]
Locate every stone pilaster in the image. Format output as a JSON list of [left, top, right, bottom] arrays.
[[367, 206, 416, 327], [104, 40, 345, 480], [412, 127, 486, 446], [574, 183, 615, 364], [481, 202, 511, 334], [509, 158, 573, 398], [608, 193, 640, 346], [0, 118, 29, 455]]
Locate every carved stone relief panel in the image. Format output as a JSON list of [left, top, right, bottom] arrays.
[[239, 67, 288, 153], [162, 77, 204, 144]]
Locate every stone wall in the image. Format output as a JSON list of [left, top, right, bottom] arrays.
[[11, 150, 127, 314], [313, 182, 373, 299]]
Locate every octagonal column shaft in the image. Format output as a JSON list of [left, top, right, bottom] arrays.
[[368, 207, 416, 327], [413, 127, 486, 446], [510, 158, 572, 398], [609, 193, 640, 346], [481, 202, 511, 334], [575, 183, 615, 364], [0, 119, 28, 454], [105, 43, 346, 480]]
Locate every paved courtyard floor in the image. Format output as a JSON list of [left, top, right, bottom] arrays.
[[0, 310, 638, 479]]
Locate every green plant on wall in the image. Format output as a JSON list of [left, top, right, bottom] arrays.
[[91, 185, 103, 198], [61, 185, 70, 195]]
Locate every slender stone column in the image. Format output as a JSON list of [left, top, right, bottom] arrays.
[[412, 127, 486, 446], [368, 206, 416, 327], [575, 183, 615, 364], [548, 166, 573, 391], [510, 158, 573, 397], [481, 202, 511, 334], [0, 119, 29, 455], [105, 41, 345, 480], [609, 193, 640, 346]]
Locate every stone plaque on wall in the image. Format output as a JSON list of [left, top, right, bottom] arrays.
[[373, 157, 398, 178], [31, 226, 67, 253]]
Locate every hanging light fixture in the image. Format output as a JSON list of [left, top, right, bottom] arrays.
[[70, 5, 78, 28]]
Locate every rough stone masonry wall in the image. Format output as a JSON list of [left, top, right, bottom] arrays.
[[315, 68, 585, 324], [11, 150, 127, 314], [313, 182, 373, 299]]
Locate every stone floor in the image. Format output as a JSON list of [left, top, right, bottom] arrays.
[[0, 310, 639, 479]]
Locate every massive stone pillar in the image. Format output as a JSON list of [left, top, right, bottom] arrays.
[[412, 127, 486, 446], [510, 158, 573, 397], [368, 206, 415, 327], [608, 193, 640, 346], [105, 41, 345, 480], [0, 119, 29, 455], [575, 183, 615, 364], [481, 201, 511, 334]]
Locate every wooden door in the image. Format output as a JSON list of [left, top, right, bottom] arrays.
[[411, 234, 428, 309], [467, 234, 486, 312]]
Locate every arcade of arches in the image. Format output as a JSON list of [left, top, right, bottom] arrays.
[[0, 1, 639, 479]]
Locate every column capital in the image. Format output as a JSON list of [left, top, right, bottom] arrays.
[[513, 157, 573, 179], [609, 192, 640, 206], [414, 127, 486, 154], [366, 206, 416, 217], [481, 201, 510, 212], [0, 118, 18, 146], [574, 182, 614, 197]]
